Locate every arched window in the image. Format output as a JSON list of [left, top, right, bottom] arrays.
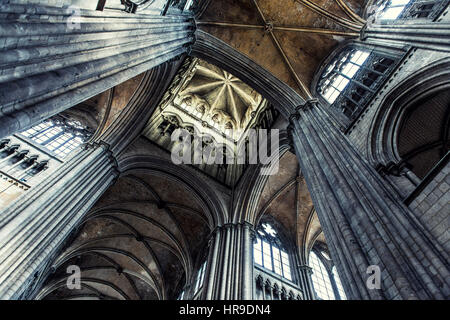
[[376, 0, 412, 20], [253, 223, 292, 281], [20, 117, 91, 158], [309, 251, 335, 300], [309, 250, 348, 300], [370, 0, 448, 21], [332, 266, 347, 300], [319, 49, 370, 105], [318, 47, 397, 125]]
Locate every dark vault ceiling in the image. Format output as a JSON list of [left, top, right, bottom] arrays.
[[38, 171, 211, 300], [398, 89, 450, 179]]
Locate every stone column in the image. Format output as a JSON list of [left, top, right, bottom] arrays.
[[361, 22, 450, 52], [0, 143, 118, 299], [329, 270, 342, 300], [297, 265, 315, 300], [289, 99, 449, 300], [0, 2, 195, 139], [203, 222, 254, 300]]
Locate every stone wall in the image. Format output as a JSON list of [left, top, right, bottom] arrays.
[[408, 162, 450, 252], [346, 48, 449, 158]]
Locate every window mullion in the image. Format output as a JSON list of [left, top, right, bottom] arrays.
[[41, 130, 64, 146], [31, 124, 54, 140], [335, 70, 375, 93], [279, 249, 285, 277], [358, 63, 384, 76], [52, 135, 74, 153], [269, 242, 274, 272]]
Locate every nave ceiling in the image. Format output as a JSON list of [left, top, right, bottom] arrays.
[[197, 0, 366, 98], [38, 167, 212, 300]]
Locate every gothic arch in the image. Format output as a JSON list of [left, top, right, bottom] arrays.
[[231, 130, 292, 224], [117, 155, 229, 227], [36, 156, 225, 300], [368, 57, 450, 168], [190, 30, 304, 119]]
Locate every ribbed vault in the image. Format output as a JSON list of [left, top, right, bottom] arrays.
[[180, 59, 263, 130], [197, 0, 366, 98], [37, 170, 212, 300]]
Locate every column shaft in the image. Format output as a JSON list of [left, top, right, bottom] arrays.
[[203, 223, 254, 300], [297, 265, 315, 300], [362, 22, 450, 52], [0, 3, 194, 139], [289, 100, 450, 300], [0, 144, 118, 299]]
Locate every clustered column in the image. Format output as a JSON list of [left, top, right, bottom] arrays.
[[0, 143, 119, 299], [361, 21, 450, 52], [297, 265, 315, 300], [0, 1, 195, 139], [289, 99, 449, 300], [203, 222, 255, 300]]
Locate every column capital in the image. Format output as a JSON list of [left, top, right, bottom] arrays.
[[83, 140, 119, 176], [290, 98, 320, 123], [242, 220, 255, 230], [375, 160, 410, 177], [297, 264, 313, 274], [299, 98, 319, 110]]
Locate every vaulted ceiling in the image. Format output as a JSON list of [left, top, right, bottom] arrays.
[[180, 59, 264, 131], [34, 1, 364, 299], [38, 170, 211, 300], [197, 0, 366, 98]]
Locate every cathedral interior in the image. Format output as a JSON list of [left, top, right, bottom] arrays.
[[0, 0, 449, 300]]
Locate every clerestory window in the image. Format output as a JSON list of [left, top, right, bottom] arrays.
[[377, 0, 412, 20], [332, 266, 347, 300], [309, 250, 347, 300], [253, 223, 292, 281], [319, 49, 370, 105], [370, 0, 449, 21], [20, 117, 91, 158], [318, 47, 397, 124]]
